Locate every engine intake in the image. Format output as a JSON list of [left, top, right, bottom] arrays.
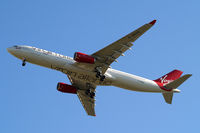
[[74, 52, 95, 64], [57, 82, 77, 94]]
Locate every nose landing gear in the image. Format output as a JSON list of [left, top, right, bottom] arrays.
[[22, 58, 26, 66]]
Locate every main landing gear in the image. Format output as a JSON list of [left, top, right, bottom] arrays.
[[22, 58, 26, 66], [85, 89, 95, 98], [85, 83, 96, 98], [95, 67, 106, 81]]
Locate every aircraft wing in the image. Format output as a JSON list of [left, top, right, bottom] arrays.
[[76, 89, 96, 116], [92, 20, 156, 73], [68, 76, 96, 116]]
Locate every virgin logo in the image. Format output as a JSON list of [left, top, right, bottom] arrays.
[[160, 75, 172, 84]]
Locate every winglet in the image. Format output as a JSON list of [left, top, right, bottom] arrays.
[[149, 20, 157, 25]]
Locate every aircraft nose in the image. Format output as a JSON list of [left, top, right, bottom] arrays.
[[7, 46, 15, 54], [7, 45, 20, 55]]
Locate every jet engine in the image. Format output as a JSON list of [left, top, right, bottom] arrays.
[[57, 82, 77, 94], [74, 52, 95, 64]]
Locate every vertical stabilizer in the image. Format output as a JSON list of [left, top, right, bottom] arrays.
[[154, 70, 183, 84]]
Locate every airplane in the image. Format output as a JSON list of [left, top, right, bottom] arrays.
[[7, 20, 192, 116]]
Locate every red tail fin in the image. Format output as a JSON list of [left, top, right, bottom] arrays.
[[154, 70, 183, 84]]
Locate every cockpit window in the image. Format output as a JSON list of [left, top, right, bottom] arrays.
[[13, 45, 21, 49]]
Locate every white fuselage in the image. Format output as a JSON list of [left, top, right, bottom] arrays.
[[7, 45, 164, 93]]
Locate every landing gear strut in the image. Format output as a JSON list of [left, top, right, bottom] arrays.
[[22, 58, 26, 66], [95, 67, 106, 81]]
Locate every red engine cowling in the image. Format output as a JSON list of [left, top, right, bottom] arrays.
[[57, 82, 77, 94], [74, 52, 95, 64]]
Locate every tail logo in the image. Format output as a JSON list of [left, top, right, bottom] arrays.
[[160, 75, 173, 84]]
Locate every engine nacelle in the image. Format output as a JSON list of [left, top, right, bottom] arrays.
[[74, 52, 95, 64], [57, 82, 77, 94]]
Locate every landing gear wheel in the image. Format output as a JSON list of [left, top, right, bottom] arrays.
[[100, 75, 106, 81], [91, 92, 95, 97], [96, 72, 101, 78], [85, 89, 91, 95], [22, 62, 26, 66], [90, 92, 95, 98], [95, 66, 106, 81], [22, 58, 26, 66], [90, 95, 94, 98], [85, 89, 95, 98]]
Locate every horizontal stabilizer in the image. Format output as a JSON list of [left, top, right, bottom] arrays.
[[162, 93, 173, 104], [164, 74, 192, 90]]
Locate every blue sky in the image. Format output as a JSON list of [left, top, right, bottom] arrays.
[[1, 0, 199, 132]]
